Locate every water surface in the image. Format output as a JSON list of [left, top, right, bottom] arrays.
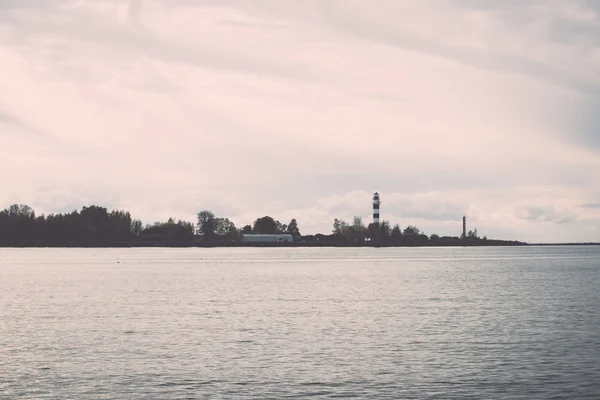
[[1, 246, 599, 399]]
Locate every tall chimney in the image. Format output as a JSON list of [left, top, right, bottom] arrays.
[[462, 216, 467, 239]]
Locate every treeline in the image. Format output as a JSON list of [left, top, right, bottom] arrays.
[[0, 204, 195, 246], [196, 211, 300, 240], [304, 215, 490, 246], [0, 204, 301, 246], [0, 203, 523, 247]]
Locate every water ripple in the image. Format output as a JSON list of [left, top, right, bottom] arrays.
[[1, 246, 599, 399]]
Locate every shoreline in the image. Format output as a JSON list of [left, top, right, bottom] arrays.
[[7, 243, 597, 249], [2, 241, 598, 249]]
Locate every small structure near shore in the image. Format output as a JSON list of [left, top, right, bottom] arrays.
[[241, 234, 294, 243]]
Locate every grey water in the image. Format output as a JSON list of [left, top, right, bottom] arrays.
[[1, 246, 599, 399]]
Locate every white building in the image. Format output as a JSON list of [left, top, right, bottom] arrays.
[[241, 234, 294, 243]]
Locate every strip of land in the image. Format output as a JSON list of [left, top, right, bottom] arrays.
[[5, 203, 596, 248]]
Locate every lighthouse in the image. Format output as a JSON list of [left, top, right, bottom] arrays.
[[372, 192, 381, 228]]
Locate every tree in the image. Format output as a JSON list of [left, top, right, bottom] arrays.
[[352, 216, 366, 232], [1, 204, 36, 245], [241, 225, 252, 234], [197, 210, 216, 238], [430, 233, 440, 241], [467, 229, 479, 239], [403, 225, 421, 236], [287, 218, 300, 236], [349, 216, 366, 241], [391, 224, 402, 238], [79, 205, 111, 242], [177, 220, 195, 240], [140, 218, 194, 241], [109, 209, 132, 240], [366, 221, 391, 238], [333, 218, 360, 240], [130, 219, 143, 236], [380, 220, 391, 237], [226, 223, 239, 240], [7, 204, 35, 218], [332, 218, 348, 236], [253, 216, 278, 234], [214, 217, 236, 237], [345, 226, 358, 240], [275, 220, 287, 234], [367, 223, 379, 238]]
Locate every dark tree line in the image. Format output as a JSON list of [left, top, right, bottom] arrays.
[[328, 216, 426, 244], [326, 215, 487, 245], [1, 203, 504, 247], [196, 210, 301, 241], [0, 204, 194, 246], [0, 203, 304, 246]]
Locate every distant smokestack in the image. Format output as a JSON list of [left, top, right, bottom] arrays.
[[463, 216, 466, 238], [373, 192, 380, 227]]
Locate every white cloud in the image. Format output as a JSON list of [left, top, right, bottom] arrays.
[[0, 0, 599, 242]]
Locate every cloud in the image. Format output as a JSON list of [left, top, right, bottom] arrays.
[[517, 206, 578, 224], [0, 108, 39, 135], [0, 0, 599, 243], [578, 203, 600, 209], [214, 0, 600, 93], [32, 183, 121, 215], [0, 110, 18, 126]]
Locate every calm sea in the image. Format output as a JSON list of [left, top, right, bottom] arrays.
[[1, 246, 599, 399]]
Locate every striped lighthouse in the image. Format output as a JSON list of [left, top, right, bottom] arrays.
[[372, 192, 381, 227]]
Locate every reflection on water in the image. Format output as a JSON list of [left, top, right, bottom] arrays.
[[1, 246, 599, 399]]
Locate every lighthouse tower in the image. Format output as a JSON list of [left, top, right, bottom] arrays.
[[372, 192, 381, 228]]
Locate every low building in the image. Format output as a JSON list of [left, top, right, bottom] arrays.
[[241, 234, 294, 243]]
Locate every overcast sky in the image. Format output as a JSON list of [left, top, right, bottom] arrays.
[[1, 0, 599, 242]]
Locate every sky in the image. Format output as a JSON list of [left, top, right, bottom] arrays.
[[0, 0, 599, 242]]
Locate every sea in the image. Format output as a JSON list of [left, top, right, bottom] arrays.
[[1, 246, 599, 399]]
